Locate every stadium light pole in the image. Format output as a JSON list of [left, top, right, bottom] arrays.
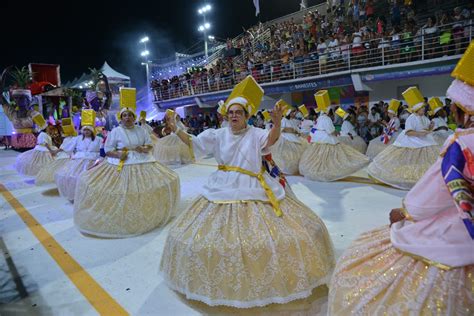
[[139, 36, 151, 97], [198, 4, 212, 59]]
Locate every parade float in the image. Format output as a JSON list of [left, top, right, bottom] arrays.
[[0, 67, 39, 149]]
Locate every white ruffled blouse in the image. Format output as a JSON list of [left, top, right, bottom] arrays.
[[192, 125, 285, 202], [105, 126, 155, 165], [310, 113, 339, 144], [393, 114, 438, 148]]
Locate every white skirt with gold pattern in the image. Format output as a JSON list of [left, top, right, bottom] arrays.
[[328, 226, 474, 316], [73, 161, 180, 238], [338, 135, 367, 154], [36, 158, 70, 185], [365, 132, 400, 159], [15, 149, 54, 176], [55, 159, 98, 201], [160, 195, 335, 308], [367, 144, 440, 190], [271, 137, 308, 175], [298, 143, 370, 182], [153, 134, 193, 165]]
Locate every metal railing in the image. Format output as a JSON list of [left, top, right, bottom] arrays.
[[152, 20, 473, 102]]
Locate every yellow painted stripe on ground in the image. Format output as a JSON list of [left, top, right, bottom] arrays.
[[0, 184, 129, 315]]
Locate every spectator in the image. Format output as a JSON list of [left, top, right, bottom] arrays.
[[367, 106, 383, 139], [150, 1, 471, 101], [366, 0, 375, 20], [422, 17, 438, 58], [317, 37, 328, 74]]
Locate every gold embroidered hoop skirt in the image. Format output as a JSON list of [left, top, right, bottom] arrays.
[[367, 145, 440, 190], [160, 195, 335, 308], [55, 159, 98, 201], [74, 161, 180, 238], [15, 150, 54, 176], [338, 135, 367, 154], [328, 226, 474, 315], [298, 143, 370, 182], [153, 134, 193, 165], [271, 138, 307, 175], [35, 157, 70, 185], [365, 133, 400, 159]]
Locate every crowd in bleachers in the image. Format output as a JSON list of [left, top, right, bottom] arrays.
[[151, 0, 473, 101]]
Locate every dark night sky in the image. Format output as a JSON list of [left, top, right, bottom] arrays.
[[1, 0, 321, 88]]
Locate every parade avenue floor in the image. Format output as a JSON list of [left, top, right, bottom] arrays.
[[0, 150, 406, 315]]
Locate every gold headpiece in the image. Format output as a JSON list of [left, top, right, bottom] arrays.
[[314, 90, 330, 113], [402, 87, 425, 113], [223, 76, 264, 116]]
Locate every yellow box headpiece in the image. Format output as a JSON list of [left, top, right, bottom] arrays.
[[388, 99, 400, 114], [428, 97, 444, 116], [32, 113, 47, 130], [402, 87, 425, 113], [451, 41, 474, 86], [276, 99, 293, 116], [298, 104, 309, 118], [81, 109, 96, 127], [262, 110, 271, 121], [61, 118, 77, 136], [223, 76, 264, 116], [335, 107, 349, 120], [314, 90, 330, 113]]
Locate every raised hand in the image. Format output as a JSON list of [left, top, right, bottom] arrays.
[[272, 104, 284, 124], [389, 208, 406, 227]]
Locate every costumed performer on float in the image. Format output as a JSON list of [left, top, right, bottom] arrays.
[[160, 76, 335, 308], [328, 42, 474, 315], [0, 67, 37, 149]]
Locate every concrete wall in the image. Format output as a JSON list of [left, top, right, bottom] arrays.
[[365, 73, 453, 104]]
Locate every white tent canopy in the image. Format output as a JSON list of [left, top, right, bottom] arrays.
[[71, 62, 130, 88], [100, 61, 130, 82]]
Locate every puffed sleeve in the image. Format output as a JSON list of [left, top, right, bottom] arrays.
[[36, 132, 48, 145], [192, 128, 217, 158], [320, 115, 336, 134], [253, 127, 272, 155], [341, 121, 353, 135], [104, 128, 118, 153], [60, 136, 77, 153], [404, 115, 417, 132]]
